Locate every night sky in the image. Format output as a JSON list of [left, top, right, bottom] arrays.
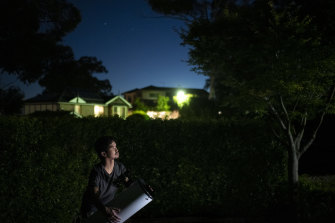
[[2, 0, 207, 99]]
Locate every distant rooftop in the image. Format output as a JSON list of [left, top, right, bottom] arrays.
[[25, 88, 106, 104], [123, 85, 208, 95]]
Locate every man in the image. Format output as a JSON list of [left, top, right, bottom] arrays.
[[80, 136, 130, 223]]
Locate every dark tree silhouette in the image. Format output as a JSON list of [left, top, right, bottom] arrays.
[[38, 46, 112, 97], [0, 0, 81, 83], [0, 0, 113, 104], [148, 3, 335, 220], [0, 87, 24, 115], [148, 0, 335, 186]]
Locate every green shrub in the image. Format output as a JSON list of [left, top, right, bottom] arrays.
[[0, 116, 287, 222], [265, 175, 335, 222], [127, 110, 151, 120], [299, 175, 335, 222]]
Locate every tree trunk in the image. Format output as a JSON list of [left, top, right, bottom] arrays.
[[287, 146, 300, 223], [208, 76, 216, 100], [288, 147, 299, 187]]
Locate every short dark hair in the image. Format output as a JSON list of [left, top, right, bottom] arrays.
[[94, 136, 116, 159]]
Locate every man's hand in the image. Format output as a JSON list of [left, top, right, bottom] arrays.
[[105, 207, 121, 223]]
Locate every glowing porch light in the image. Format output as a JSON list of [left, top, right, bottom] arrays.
[[173, 90, 193, 108], [176, 91, 187, 103]]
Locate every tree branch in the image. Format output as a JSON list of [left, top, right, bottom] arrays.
[[295, 112, 307, 157], [271, 127, 281, 140], [287, 122, 297, 156], [280, 96, 290, 123], [267, 99, 287, 130], [270, 96, 298, 155]]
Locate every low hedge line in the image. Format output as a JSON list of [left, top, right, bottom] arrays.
[[1, 116, 324, 222]]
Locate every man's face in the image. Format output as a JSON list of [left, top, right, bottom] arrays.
[[106, 141, 119, 159]]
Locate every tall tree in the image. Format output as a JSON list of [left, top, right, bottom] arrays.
[[0, 0, 81, 83], [0, 87, 24, 115], [0, 0, 113, 99], [38, 46, 112, 97], [179, 96, 217, 120], [148, 0, 335, 188]]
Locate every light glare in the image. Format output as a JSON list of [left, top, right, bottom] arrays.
[[94, 105, 104, 117]]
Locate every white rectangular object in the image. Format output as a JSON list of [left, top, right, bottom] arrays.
[[87, 179, 153, 223]]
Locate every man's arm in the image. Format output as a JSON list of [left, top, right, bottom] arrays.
[[91, 186, 121, 223], [91, 186, 106, 213]]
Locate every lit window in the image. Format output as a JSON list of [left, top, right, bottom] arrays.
[[94, 105, 104, 117], [75, 105, 80, 114]]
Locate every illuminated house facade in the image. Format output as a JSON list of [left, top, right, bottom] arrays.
[[123, 85, 209, 119], [24, 89, 132, 118], [123, 85, 208, 105]]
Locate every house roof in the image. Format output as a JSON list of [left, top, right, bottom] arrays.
[[25, 89, 106, 104], [122, 85, 209, 96], [105, 96, 132, 108], [25, 92, 60, 103]]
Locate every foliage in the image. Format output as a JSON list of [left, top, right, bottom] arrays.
[[300, 175, 335, 192], [0, 87, 24, 114], [0, 0, 112, 97], [299, 176, 335, 222], [298, 187, 335, 223], [268, 175, 335, 222], [0, 116, 291, 222], [156, 95, 170, 111], [148, 0, 335, 187], [179, 96, 218, 120], [0, 0, 81, 82], [38, 47, 111, 96], [28, 110, 77, 118], [133, 98, 149, 111], [0, 117, 97, 222], [126, 110, 151, 120]]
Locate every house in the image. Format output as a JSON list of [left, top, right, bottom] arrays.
[[24, 89, 132, 118], [123, 85, 209, 106], [123, 85, 209, 119]]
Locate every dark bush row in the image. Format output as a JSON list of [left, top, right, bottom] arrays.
[[0, 116, 332, 222]]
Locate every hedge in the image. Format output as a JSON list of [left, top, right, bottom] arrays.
[[1, 116, 288, 222]]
